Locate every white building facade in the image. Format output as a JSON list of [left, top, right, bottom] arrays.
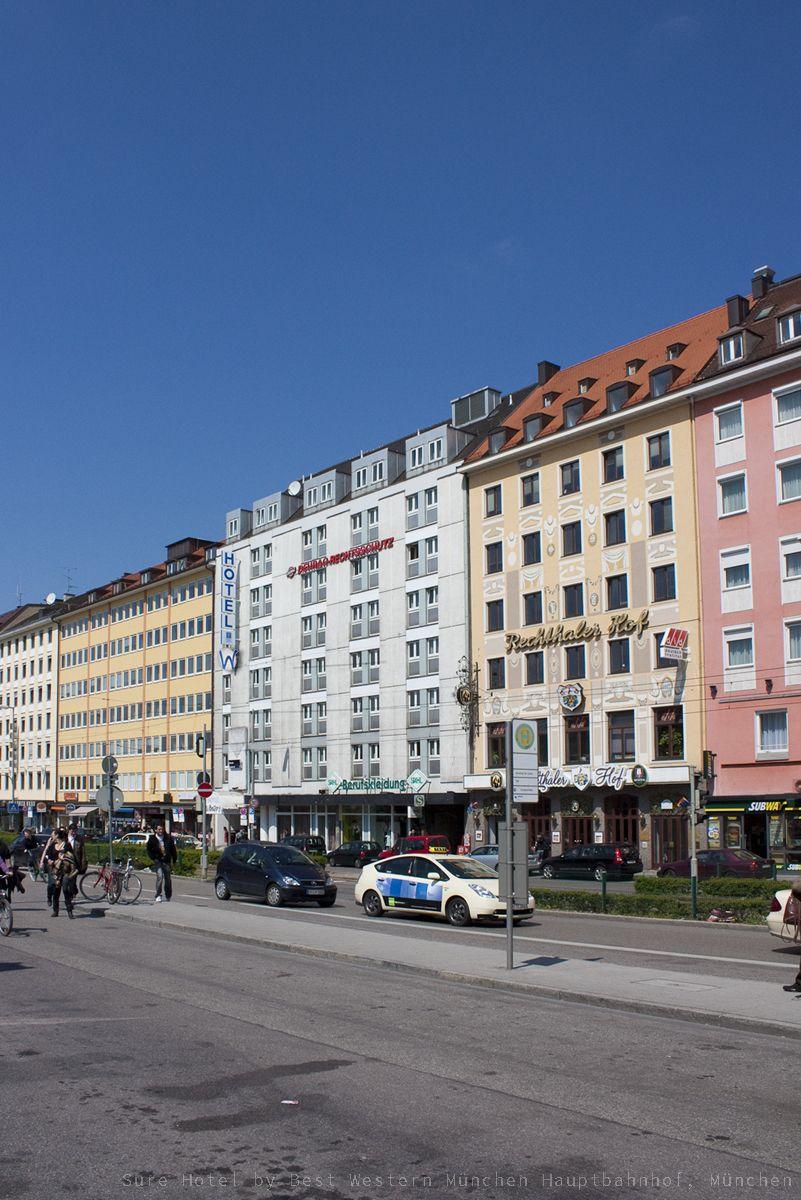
[[213, 391, 509, 850]]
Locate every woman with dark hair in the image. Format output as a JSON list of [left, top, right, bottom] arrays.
[[42, 828, 78, 918]]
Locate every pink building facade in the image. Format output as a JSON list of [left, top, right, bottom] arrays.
[[694, 267, 801, 864]]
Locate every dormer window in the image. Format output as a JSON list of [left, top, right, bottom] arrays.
[[489, 429, 507, 454], [666, 342, 686, 360], [321, 481, 333, 502], [306, 486, 319, 507], [372, 461, 384, 483], [625, 358, 644, 376], [577, 377, 596, 395], [606, 381, 634, 414], [543, 391, 558, 407], [524, 416, 541, 442], [87, 591, 96, 603], [649, 365, 680, 398], [228, 518, 239, 537], [719, 333, 744, 366], [563, 400, 587, 429], [140, 571, 151, 585], [778, 310, 801, 345], [354, 467, 368, 490]]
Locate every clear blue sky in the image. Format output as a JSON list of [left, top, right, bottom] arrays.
[[3, 1, 800, 603]]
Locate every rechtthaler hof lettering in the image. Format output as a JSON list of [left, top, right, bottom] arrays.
[[505, 609, 650, 655], [538, 764, 646, 792], [218, 550, 239, 671]]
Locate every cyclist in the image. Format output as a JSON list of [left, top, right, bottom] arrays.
[[0, 838, 25, 895]]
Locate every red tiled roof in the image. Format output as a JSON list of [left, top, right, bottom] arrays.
[[465, 303, 729, 463]]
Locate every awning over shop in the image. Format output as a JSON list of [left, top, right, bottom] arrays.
[[69, 806, 98, 819]]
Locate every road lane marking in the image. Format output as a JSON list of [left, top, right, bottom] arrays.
[[1, 1016, 141, 1026]]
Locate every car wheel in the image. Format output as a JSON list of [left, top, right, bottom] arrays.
[[317, 897, 336, 907], [661, 869, 676, 877], [593, 866, 608, 882], [362, 889, 384, 917], [542, 864, 556, 880], [326, 854, 335, 865], [446, 897, 472, 927], [214, 878, 231, 901], [265, 884, 283, 907], [722, 870, 737, 878]]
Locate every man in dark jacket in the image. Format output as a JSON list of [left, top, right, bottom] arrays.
[[147, 823, 177, 903]]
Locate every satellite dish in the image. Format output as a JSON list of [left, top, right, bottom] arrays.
[[286, 480, 302, 497], [45, 592, 57, 605]]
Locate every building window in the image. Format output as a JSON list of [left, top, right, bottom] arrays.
[[489, 430, 507, 454], [486, 600, 504, 632], [650, 497, 674, 535], [786, 621, 801, 664], [650, 367, 675, 398], [719, 473, 747, 515], [724, 626, 754, 670], [603, 446, 624, 483], [428, 438, 443, 462], [719, 333, 744, 365], [781, 536, 801, 581], [565, 644, 585, 680], [486, 542, 503, 574], [776, 386, 801, 425], [410, 445, 424, 469], [488, 658, 505, 690], [525, 651, 544, 685], [522, 532, 541, 565], [606, 383, 630, 414], [715, 402, 743, 442], [778, 313, 801, 345], [563, 583, 583, 619], [561, 460, 581, 495], [487, 724, 506, 768], [521, 473, 540, 507], [607, 574, 629, 610], [485, 485, 502, 517], [562, 521, 582, 557], [523, 591, 543, 625], [565, 714, 590, 764], [354, 468, 367, 490], [721, 546, 750, 592], [608, 711, 635, 762], [757, 710, 788, 755], [654, 706, 684, 760], [652, 564, 676, 602], [609, 638, 630, 674], [563, 401, 584, 429], [779, 459, 801, 503], [604, 509, 626, 546], [648, 431, 671, 470]]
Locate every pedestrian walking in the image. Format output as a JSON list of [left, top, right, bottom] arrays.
[[147, 823, 177, 903], [20, 827, 42, 881], [42, 828, 78, 918], [782, 879, 801, 993], [67, 823, 88, 880]]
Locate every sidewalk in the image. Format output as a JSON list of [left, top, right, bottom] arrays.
[[110, 899, 801, 1038]]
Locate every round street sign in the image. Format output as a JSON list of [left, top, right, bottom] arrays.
[[95, 784, 124, 811], [102, 754, 118, 776], [197, 781, 214, 800], [196, 771, 211, 786]]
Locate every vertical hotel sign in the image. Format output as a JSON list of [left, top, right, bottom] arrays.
[[219, 550, 239, 671]]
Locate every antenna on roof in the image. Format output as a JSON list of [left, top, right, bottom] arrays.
[[64, 567, 76, 598], [16, 582, 22, 607]]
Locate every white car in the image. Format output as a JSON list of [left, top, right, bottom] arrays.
[[113, 833, 149, 846], [355, 853, 535, 927], [767, 886, 796, 938]]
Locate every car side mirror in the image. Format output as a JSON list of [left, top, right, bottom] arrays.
[[427, 871, 440, 881]]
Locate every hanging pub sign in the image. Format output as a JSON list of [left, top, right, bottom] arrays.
[[661, 627, 689, 661], [505, 610, 650, 655]]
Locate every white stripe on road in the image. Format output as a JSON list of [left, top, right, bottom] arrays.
[[1, 1016, 141, 1026]]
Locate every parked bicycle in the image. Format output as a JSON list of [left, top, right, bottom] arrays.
[[0, 871, 14, 936], [79, 857, 141, 905]]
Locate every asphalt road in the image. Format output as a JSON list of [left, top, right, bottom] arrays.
[[87, 869, 799, 986], [1, 888, 800, 1200]]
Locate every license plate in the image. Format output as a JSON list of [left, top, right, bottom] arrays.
[[307, 888, 324, 896]]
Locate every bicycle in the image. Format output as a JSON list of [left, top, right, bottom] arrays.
[[116, 857, 143, 905], [79, 859, 124, 905], [0, 872, 14, 936]]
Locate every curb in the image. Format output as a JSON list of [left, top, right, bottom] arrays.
[[109, 908, 801, 1041]]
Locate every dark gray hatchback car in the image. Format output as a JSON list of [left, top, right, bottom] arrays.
[[215, 842, 337, 908]]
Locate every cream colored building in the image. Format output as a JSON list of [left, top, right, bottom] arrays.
[[55, 538, 216, 829], [461, 306, 727, 868]]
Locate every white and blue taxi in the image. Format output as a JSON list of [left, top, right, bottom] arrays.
[[355, 853, 535, 927]]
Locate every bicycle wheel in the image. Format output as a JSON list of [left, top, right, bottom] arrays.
[[106, 873, 123, 905], [80, 871, 106, 901], [0, 898, 12, 936], [119, 872, 142, 904]]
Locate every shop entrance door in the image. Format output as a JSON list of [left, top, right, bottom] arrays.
[[524, 802, 551, 847], [605, 796, 639, 847], [745, 812, 768, 858], [651, 814, 688, 869], [563, 816, 592, 846]]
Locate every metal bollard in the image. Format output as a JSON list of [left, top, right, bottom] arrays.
[[600, 873, 607, 914]]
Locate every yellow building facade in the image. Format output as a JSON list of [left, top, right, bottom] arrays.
[[462, 307, 727, 868], [55, 538, 216, 829]]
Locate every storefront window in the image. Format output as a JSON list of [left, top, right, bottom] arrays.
[[342, 807, 363, 842], [769, 814, 786, 850], [725, 819, 743, 849], [277, 810, 292, 840], [787, 814, 801, 849]]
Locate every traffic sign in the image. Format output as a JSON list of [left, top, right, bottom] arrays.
[[197, 781, 213, 800], [7, 802, 20, 814], [102, 754, 118, 775], [95, 783, 124, 811], [66, 802, 77, 812], [196, 771, 211, 786], [512, 718, 539, 803], [413, 794, 425, 809]]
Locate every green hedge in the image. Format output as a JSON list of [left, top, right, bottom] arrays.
[[83, 841, 221, 876], [634, 875, 779, 901], [530, 886, 768, 923]]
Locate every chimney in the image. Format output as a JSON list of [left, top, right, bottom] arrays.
[[726, 294, 749, 329], [751, 265, 775, 301], [537, 360, 560, 387]]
